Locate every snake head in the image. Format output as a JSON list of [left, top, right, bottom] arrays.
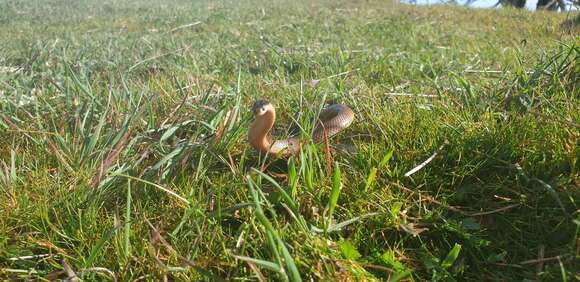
[[251, 100, 271, 116]]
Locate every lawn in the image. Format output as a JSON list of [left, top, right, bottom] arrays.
[[0, 0, 578, 280]]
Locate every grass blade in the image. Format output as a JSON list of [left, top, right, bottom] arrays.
[[86, 225, 122, 266], [278, 237, 302, 282], [10, 149, 16, 183], [441, 243, 462, 269], [124, 179, 132, 260], [110, 173, 190, 205], [288, 158, 298, 199], [325, 161, 342, 231], [229, 254, 283, 274]]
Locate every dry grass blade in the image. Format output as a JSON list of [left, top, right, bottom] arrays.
[[0, 162, 16, 208], [464, 69, 534, 75], [399, 222, 429, 237], [145, 218, 177, 256], [77, 267, 118, 282], [159, 91, 190, 129], [384, 92, 439, 98], [214, 109, 232, 143], [404, 142, 446, 177], [62, 259, 79, 282], [0, 114, 19, 129], [247, 261, 267, 282], [147, 224, 168, 268], [520, 255, 568, 265], [45, 270, 66, 280], [169, 21, 202, 33], [536, 245, 545, 275], [91, 130, 131, 189], [46, 138, 74, 173], [469, 204, 520, 216], [363, 263, 394, 273], [112, 173, 190, 204], [8, 254, 51, 261]]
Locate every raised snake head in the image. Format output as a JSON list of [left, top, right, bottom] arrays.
[[251, 100, 272, 116]]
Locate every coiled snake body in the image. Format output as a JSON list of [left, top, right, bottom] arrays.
[[248, 100, 354, 156]]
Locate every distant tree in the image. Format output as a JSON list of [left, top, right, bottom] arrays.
[[491, 0, 569, 9], [496, 0, 526, 8], [536, 0, 567, 10]]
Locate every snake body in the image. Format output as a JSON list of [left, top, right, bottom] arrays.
[[248, 100, 354, 156]]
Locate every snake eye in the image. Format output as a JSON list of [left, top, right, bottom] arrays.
[[254, 107, 266, 115]]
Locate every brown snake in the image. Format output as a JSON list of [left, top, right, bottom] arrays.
[[248, 100, 355, 156]]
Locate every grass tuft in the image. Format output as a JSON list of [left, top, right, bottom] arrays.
[[0, 0, 578, 280]]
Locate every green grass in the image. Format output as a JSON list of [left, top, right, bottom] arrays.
[[1, 0, 578, 280]]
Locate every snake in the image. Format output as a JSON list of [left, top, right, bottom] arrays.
[[248, 99, 355, 156]]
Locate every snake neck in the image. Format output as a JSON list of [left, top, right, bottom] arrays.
[[248, 109, 275, 154]]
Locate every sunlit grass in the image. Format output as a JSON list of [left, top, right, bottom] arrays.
[[0, 0, 578, 280]]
